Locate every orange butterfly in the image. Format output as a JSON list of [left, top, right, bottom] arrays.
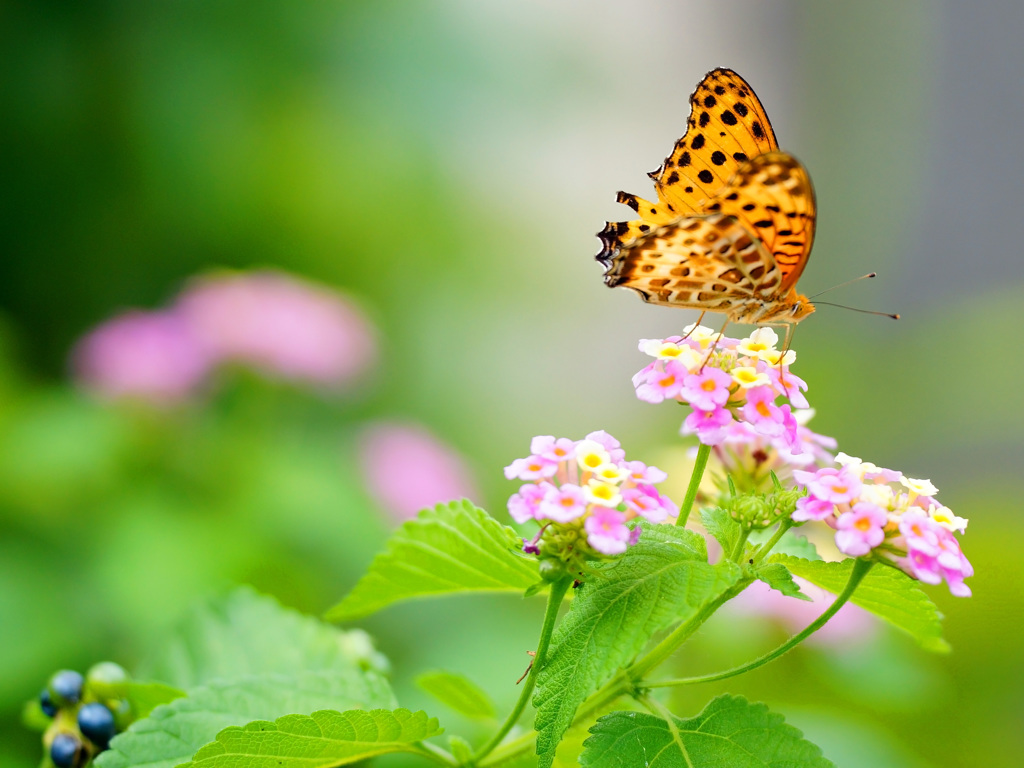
[[596, 68, 817, 336]]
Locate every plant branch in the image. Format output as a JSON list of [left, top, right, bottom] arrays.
[[677, 443, 711, 527], [473, 576, 572, 764], [646, 558, 875, 688]]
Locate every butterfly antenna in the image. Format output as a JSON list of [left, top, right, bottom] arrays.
[[814, 301, 900, 320], [809, 272, 877, 299]]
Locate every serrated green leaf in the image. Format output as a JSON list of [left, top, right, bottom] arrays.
[[180, 708, 442, 768], [771, 555, 949, 652], [749, 527, 821, 560], [754, 562, 811, 601], [95, 670, 395, 768], [580, 695, 833, 767], [89, 680, 186, 719], [700, 507, 741, 555], [534, 524, 741, 768], [416, 670, 496, 720], [143, 586, 381, 688], [326, 500, 539, 622]]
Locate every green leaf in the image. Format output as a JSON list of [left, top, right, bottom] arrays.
[[325, 500, 539, 622], [144, 586, 384, 688], [700, 507, 741, 555], [771, 555, 949, 652], [534, 524, 742, 768], [581, 695, 833, 767], [180, 708, 442, 768], [89, 680, 186, 719], [754, 562, 811, 601], [95, 670, 395, 768], [415, 670, 496, 720], [749, 527, 821, 560]]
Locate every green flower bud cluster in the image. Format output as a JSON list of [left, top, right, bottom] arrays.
[[32, 662, 133, 767], [720, 475, 805, 531]]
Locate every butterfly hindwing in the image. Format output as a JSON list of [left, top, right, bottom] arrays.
[[703, 152, 816, 292], [602, 214, 783, 311]]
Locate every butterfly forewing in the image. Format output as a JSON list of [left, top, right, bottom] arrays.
[[598, 68, 779, 258]]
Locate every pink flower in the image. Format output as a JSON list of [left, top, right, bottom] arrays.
[[585, 430, 626, 463], [795, 467, 862, 505], [584, 508, 632, 555], [623, 485, 675, 523], [682, 407, 733, 446], [504, 455, 557, 481], [792, 496, 835, 522], [740, 386, 784, 438], [679, 367, 733, 411], [834, 502, 888, 556], [539, 483, 588, 523], [767, 367, 809, 409], [176, 271, 376, 386], [899, 512, 974, 596], [625, 460, 668, 484], [358, 422, 479, 522], [508, 482, 550, 524], [634, 361, 686, 404], [530, 436, 577, 463], [73, 310, 212, 404]]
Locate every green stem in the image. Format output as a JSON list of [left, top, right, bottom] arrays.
[[413, 741, 457, 766], [677, 443, 711, 526], [473, 577, 572, 764], [626, 577, 751, 681], [729, 529, 751, 563], [646, 558, 875, 689], [751, 519, 793, 564]]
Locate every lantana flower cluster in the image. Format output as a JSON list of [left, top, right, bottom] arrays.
[[633, 326, 808, 450], [792, 453, 973, 596], [505, 431, 675, 559]]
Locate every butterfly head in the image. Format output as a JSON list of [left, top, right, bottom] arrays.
[[788, 293, 816, 322]]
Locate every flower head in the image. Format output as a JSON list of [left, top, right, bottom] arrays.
[[505, 431, 675, 566], [633, 329, 812, 453], [791, 457, 972, 596]]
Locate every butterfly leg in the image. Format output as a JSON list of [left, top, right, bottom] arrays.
[[777, 323, 795, 397], [680, 311, 707, 341], [698, 320, 729, 372]]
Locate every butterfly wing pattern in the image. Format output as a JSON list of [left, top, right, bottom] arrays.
[[597, 68, 817, 327]]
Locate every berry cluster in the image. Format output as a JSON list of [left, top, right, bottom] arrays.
[[37, 663, 132, 767]]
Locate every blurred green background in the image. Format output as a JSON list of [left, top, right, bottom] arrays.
[[2, 2, 1021, 766]]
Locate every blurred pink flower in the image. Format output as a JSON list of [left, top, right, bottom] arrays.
[[73, 310, 211, 404], [176, 271, 376, 386], [727, 577, 878, 648], [359, 422, 480, 522]]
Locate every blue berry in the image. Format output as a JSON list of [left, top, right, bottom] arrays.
[[78, 701, 117, 748], [39, 688, 57, 717], [49, 670, 84, 706], [49, 733, 84, 768]]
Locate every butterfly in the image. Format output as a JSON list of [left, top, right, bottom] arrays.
[[596, 68, 817, 335]]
